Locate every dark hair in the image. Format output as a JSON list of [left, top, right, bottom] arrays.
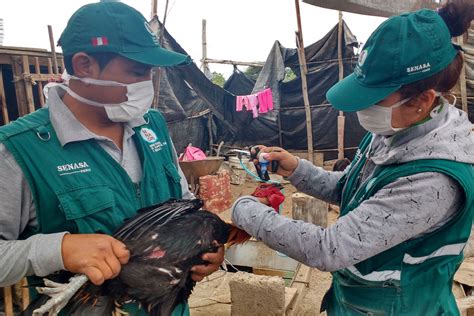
[[64, 52, 119, 75], [399, 0, 474, 99]]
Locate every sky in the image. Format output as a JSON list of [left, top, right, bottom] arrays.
[[1, 0, 386, 78]]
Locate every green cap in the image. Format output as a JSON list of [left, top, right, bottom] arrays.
[[58, 1, 190, 67], [327, 9, 458, 112]]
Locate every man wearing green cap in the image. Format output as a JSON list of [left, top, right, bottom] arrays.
[[231, 1, 474, 315], [0, 2, 223, 315]]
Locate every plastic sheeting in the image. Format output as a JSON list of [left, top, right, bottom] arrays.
[[151, 18, 367, 158]]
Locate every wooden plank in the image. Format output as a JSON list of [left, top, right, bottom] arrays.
[[21, 55, 36, 114], [284, 287, 298, 313], [287, 264, 312, 316], [0, 67, 10, 124], [34, 57, 45, 106], [3, 286, 14, 316], [14, 73, 61, 83], [11, 56, 29, 117]]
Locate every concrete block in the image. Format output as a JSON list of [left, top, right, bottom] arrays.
[[199, 170, 232, 213], [292, 193, 328, 227], [229, 271, 285, 316]]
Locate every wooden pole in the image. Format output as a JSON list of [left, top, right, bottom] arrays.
[[202, 58, 264, 68], [337, 10, 345, 160], [201, 19, 211, 78], [34, 57, 45, 106], [151, 0, 158, 19], [47, 25, 59, 74], [21, 55, 36, 114], [295, 0, 314, 163], [20, 278, 30, 311], [0, 67, 10, 124], [153, 0, 170, 109], [4, 286, 14, 316], [457, 34, 468, 114]]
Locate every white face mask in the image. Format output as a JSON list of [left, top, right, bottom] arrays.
[[65, 76, 154, 123], [356, 98, 411, 136]]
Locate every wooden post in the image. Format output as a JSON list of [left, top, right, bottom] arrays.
[[337, 11, 345, 160], [48, 25, 59, 74], [151, 0, 158, 19], [295, 0, 314, 163], [20, 278, 30, 311], [47, 58, 53, 75], [11, 56, 29, 117], [457, 34, 468, 114], [21, 55, 36, 114], [152, 0, 170, 109], [34, 57, 45, 106], [59, 57, 65, 74], [0, 67, 10, 124], [201, 20, 211, 78], [292, 193, 328, 227], [4, 286, 14, 316]]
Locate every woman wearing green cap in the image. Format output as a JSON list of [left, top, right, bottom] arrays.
[[232, 1, 474, 315]]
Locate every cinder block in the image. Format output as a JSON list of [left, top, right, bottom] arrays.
[[229, 272, 285, 316], [199, 170, 232, 213]]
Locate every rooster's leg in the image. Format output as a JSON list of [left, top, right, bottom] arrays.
[[33, 274, 88, 316]]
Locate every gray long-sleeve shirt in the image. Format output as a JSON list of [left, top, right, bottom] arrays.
[[0, 86, 193, 287], [232, 97, 473, 272]]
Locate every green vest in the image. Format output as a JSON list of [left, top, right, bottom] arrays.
[[323, 133, 474, 316], [0, 108, 187, 316]]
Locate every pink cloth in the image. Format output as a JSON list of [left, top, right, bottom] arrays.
[[242, 96, 251, 111], [248, 95, 259, 118], [236, 95, 244, 112], [179, 146, 207, 161], [257, 88, 273, 113]]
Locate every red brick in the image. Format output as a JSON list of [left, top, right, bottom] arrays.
[[199, 170, 232, 214]]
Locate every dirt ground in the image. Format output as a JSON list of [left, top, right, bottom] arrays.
[[190, 176, 339, 315]]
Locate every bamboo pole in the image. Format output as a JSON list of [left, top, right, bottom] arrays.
[[295, 0, 314, 163], [0, 67, 10, 124], [337, 10, 345, 160], [35, 57, 45, 106], [47, 25, 59, 74], [201, 19, 211, 78]]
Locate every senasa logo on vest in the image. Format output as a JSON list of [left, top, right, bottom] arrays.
[[57, 161, 91, 176], [140, 127, 167, 153]]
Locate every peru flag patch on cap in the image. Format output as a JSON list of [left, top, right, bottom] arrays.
[[91, 37, 108, 46]]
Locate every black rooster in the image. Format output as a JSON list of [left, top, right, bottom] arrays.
[[24, 199, 250, 316]]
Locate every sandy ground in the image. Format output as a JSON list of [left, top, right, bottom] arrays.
[[190, 176, 339, 315]]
